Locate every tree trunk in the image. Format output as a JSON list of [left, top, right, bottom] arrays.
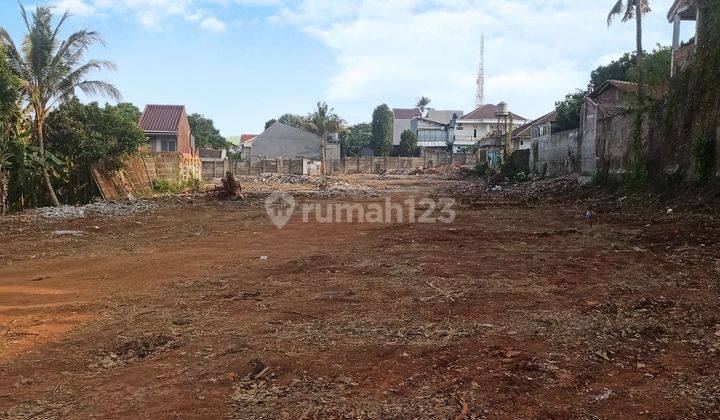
[[0, 169, 8, 215], [36, 118, 61, 207], [635, 1, 645, 105]]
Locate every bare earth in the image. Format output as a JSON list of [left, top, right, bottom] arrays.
[[1, 176, 719, 419]]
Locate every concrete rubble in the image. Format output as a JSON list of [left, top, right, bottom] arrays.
[[28, 200, 157, 220]]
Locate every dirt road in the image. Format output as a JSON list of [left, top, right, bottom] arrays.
[[1, 177, 719, 418]]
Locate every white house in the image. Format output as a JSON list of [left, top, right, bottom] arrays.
[[449, 103, 529, 151]]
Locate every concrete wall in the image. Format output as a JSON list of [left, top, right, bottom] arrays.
[[534, 129, 580, 176], [201, 149, 478, 180]]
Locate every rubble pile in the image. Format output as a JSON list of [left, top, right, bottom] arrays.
[[388, 164, 476, 180], [254, 173, 316, 185], [448, 177, 580, 204], [30, 200, 157, 220]]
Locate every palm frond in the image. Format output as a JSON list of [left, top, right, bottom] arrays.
[[72, 80, 122, 102], [607, 0, 625, 26]]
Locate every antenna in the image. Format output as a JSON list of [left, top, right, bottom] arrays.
[[476, 33, 485, 108]]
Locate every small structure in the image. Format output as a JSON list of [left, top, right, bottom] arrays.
[[139, 105, 195, 156], [250, 122, 340, 161], [511, 122, 532, 151], [393, 108, 463, 147], [450, 104, 528, 152], [668, 0, 699, 76]]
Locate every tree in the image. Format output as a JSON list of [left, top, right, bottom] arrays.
[[188, 113, 229, 150], [264, 119, 277, 130], [399, 129, 417, 157], [340, 123, 372, 157], [415, 96, 431, 112], [45, 98, 144, 167], [0, 49, 19, 213], [554, 90, 586, 131], [1, 5, 120, 207], [0, 46, 19, 127], [306, 102, 344, 175], [627, 45, 671, 87], [44, 98, 144, 203], [278, 113, 308, 130], [371, 104, 393, 156], [608, 0, 651, 103], [590, 53, 635, 89], [590, 45, 671, 89]]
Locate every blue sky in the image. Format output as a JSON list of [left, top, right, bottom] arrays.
[[1, 0, 694, 137]]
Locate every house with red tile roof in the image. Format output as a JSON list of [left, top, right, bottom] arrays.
[[450, 103, 529, 151], [139, 105, 196, 156]]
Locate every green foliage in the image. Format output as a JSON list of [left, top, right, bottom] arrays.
[[554, 90, 585, 131], [399, 129, 417, 157], [152, 179, 185, 194], [188, 113, 229, 150], [628, 45, 671, 86], [340, 123, 372, 157], [264, 119, 276, 130], [0, 46, 20, 126], [371, 104, 393, 156], [45, 98, 145, 167], [474, 162, 490, 177], [662, 0, 720, 186], [590, 53, 634, 90], [1, 4, 121, 207], [624, 113, 649, 190], [415, 96, 431, 110], [590, 45, 671, 90], [278, 114, 308, 130], [43, 98, 144, 204], [692, 134, 716, 185]]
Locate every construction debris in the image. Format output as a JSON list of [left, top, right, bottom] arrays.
[[27, 200, 157, 220]]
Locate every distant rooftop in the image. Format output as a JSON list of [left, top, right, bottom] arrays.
[[460, 104, 527, 122], [139, 105, 185, 133]]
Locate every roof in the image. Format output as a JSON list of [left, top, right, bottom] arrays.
[[533, 110, 557, 126], [240, 134, 258, 143], [139, 105, 185, 133], [459, 104, 527, 122], [511, 122, 532, 139], [251, 122, 325, 159], [668, 0, 697, 21], [589, 80, 667, 102], [393, 108, 422, 120], [426, 110, 463, 125]]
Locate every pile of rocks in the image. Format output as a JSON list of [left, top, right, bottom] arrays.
[[31, 200, 157, 220]]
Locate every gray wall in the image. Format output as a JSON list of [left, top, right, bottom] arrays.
[[534, 129, 580, 176], [251, 122, 340, 160]]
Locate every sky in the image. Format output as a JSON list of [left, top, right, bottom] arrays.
[[0, 0, 696, 137]]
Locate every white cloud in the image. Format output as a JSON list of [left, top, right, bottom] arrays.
[[200, 16, 227, 32], [272, 0, 673, 119], [51, 0, 96, 16], [50, 0, 228, 33]]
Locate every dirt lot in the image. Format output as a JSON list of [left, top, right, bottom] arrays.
[[1, 176, 719, 418]]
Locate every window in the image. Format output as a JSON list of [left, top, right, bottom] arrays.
[[161, 137, 177, 152], [520, 140, 524, 146], [473, 129, 477, 138]]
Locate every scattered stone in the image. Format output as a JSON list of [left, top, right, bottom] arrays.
[[29, 200, 157, 220]]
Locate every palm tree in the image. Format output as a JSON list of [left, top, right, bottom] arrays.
[[608, 0, 651, 103], [415, 96, 431, 113], [0, 4, 120, 207], [306, 102, 344, 175]]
